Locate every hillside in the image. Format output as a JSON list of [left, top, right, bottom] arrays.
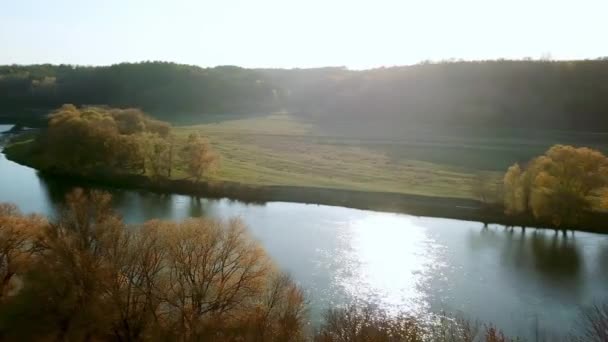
[[2, 60, 608, 133]]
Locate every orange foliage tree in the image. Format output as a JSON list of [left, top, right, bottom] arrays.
[[181, 133, 219, 182], [0, 189, 306, 341], [503, 145, 608, 227], [0, 204, 45, 301]]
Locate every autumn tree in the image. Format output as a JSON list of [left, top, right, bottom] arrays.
[[158, 218, 269, 339], [503, 164, 526, 215], [40, 105, 173, 176], [0, 189, 306, 341], [102, 221, 168, 341], [315, 305, 424, 342], [115, 133, 147, 173], [181, 133, 219, 182], [45, 105, 121, 170], [21, 105, 223, 183], [0, 204, 45, 301], [315, 305, 523, 342], [139, 132, 173, 179], [250, 273, 308, 341], [503, 145, 608, 227], [32, 189, 124, 340], [601, 188, 608, 210]]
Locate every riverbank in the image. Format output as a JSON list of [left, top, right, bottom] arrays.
[[4, 139, 608, 234]]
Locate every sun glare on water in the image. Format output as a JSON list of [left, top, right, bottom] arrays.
[[334, 213, 446, 315]]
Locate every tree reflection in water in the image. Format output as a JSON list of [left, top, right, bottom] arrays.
[[470, 226, 582, 295], [530, 231, 581, 278]]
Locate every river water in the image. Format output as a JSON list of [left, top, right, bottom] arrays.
[[0, 124, 606, 339]]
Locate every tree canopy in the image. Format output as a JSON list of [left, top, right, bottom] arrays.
[[32, 105, 219, 181], [40, 105, 170, 173], [0, 189, 307, 341], [503, 145, 608, 227]]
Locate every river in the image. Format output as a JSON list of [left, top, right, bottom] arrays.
[[0, 124, 607, 339]]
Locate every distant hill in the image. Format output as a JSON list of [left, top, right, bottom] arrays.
[[0, 62, 280, 121], [2, 60, 608, 132]]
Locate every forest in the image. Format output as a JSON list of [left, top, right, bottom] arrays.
[[2, 60, 608, 132], [0, 63, 278, 120]]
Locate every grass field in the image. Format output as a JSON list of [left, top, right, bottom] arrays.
[[171, 112, 608, 200], [7, 112, 608, 201]]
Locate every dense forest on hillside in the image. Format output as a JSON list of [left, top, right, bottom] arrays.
[[262, 60, 608, 133], [2, 60, 608, 131], [0, 63, 279, 119]]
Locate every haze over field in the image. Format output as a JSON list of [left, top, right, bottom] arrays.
[[2, 0, 608, 68]]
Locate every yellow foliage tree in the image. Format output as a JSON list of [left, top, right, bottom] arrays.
[[503, 145, 608, 227], [0, 190, 306, 340], [138, 132, 173, 179], [43, 105, 173, 175], [0, 204, 45, 301], [182, 133, 219, 182], [503, 164, 525, 215]]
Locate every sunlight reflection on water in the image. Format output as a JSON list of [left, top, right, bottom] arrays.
[[333, 213, 445, 316]]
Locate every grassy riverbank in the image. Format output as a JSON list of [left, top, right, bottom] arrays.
[[174, 113, 501, 199], [5, 113, 608, 233], [7, 112, 499, 199], [7, 112, 608, 200], [175, 112, 607, 200]]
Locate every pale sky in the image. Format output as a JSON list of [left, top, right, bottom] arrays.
[[1, 0, 607, 69]]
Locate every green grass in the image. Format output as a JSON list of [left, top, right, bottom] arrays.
[[8, 112, 607, 201], [172, 113, 494, 199], [172, 113, 608, 200]]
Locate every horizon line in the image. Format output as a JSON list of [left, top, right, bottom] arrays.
[[3, 56, 608, 71]]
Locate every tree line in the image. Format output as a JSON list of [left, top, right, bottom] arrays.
[[0, 63, 279, 119], [3, 60, 608, 132], [28, 105, 218, 181], [1, 189, 606, 341], [263, 60, 608, 133]]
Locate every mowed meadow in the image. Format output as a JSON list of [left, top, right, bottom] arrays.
[[172, 112, 608, 200]]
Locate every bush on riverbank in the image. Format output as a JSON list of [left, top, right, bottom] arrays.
[[315, 305, 525, 342]]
